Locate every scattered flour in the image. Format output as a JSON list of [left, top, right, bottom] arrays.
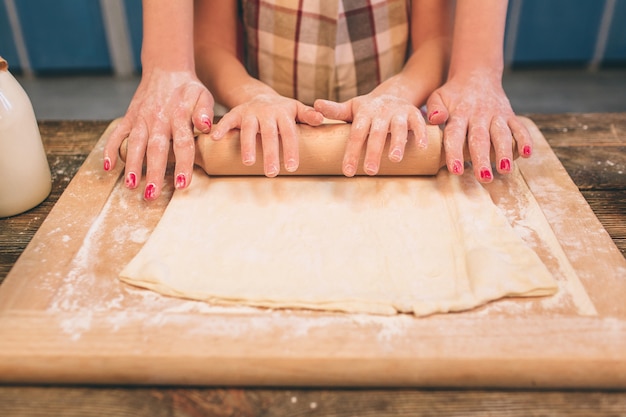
[[43, 163, 599, 343]]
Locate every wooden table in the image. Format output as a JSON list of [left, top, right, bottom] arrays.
[[1, 114, 625, 416]]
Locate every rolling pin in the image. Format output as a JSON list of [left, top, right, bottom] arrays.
[[119, 123, 514, 176]]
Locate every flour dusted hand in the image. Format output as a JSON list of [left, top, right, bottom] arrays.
[[423, 0, 532, 183], [104, 69, 214, 200], [102, 0, 214, 201], [315, 94, 427, 177], [210, 93, 323, 177], [427, 70, 532, 182]]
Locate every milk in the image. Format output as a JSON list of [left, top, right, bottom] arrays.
[[0, 57, 51, 217]]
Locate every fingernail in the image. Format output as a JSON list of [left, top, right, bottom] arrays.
[[125, 172, 137, 188], [103, 157, 111, 171], [389, 148, 403, 162], [266, 164, 279, 177], [365, 163, 378, 176], [480, 167, 492, 181], [285, 158, 298, 172], [499, 158, 511, 172], [243, 154, 255, 166], [144, 183, 157, 200], [428, 110, 439, 124], [452, 159, 463, 175], [175, 173, 187, 189], [344, 163, 356, 177], [523, 145, 532, 157], [201, 114, 212, 131], [418, 136, 428, 149]]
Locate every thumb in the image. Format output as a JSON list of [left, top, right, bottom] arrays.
[[426, 91, 449, 125], [313, 99, 354, 122], [192, 90, 215, 134]]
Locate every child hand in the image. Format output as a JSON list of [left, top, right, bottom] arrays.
[[210, 94, 323, 177], [426, 71, 532, 183], [314, 94, 427, 176], [103, 68, 214, 200]]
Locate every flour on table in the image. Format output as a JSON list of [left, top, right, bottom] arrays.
[[119, 169, 557, 316]]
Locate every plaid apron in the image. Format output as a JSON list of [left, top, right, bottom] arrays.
[[241, 0, 410, 105]]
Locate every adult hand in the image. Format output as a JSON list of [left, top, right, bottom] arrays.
[[103, 68, 214, 200], [426, 70, 532, 183]]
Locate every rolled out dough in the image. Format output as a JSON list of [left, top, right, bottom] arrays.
[[120, 169, 557, 316]]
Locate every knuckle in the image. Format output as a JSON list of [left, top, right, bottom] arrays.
[[147, 134, 169, 154]]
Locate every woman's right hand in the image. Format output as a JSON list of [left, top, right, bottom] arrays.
[[103, 68, 214, 200]]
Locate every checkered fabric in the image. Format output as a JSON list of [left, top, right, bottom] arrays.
[[241, 0, 410, 105]]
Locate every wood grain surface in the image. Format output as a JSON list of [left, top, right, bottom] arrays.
[[0, 115, 625, 416]]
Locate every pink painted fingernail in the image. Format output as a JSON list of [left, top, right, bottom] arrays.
[[201, 114, 212, 130], [125, 172, 137, 189], [480, 167, 492, 181], [103, 157, 111, 171], [175, 173, 187, 189], [523, 145, 532, 157], [499, 158, 511, 172], [428, 110, 439, 124], [144, 183, 157, 200], [452, 159, 463, 175]]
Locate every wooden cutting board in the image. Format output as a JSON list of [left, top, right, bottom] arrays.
[[0, 118, 625, 388]]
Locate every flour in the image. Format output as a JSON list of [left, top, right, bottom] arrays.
[[45, 158, 589, 343]]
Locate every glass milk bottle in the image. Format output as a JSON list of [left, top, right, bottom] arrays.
[[0, 56, 51, 217]]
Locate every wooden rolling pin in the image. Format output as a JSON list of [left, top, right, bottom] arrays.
[[119, 123, 513, 176]]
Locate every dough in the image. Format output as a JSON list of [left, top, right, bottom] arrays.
[[120, 169, 557, 316]]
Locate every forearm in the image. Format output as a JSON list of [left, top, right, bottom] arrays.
[[448, 0, 508, 78], [196, 47, 276, 108], [372, 0, 450, 105], [194, 0, 277, 108], [375, 38, 448, 105], [141, 0, 195, 71]]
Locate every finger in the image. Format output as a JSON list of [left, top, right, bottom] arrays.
[[171, 107, 196, 190], [408, 108, 428, 149], [490, 116, 514, 175], [314, 99, 354, 122], [425, 92, 450, 125], [191, 89, 215, 134], [103, 118, 131, 171], [277, 115, 299, 172], [388, 115, 408, 163], [343, 116, 370, 177], [144, 121, 171, 200], [123, 120, 148, 190], [363, 117, 389, 175], [210, 111, 240, 141], [442, 115, 467, 175], [240, 114, 259, 166], [296, 102, 324, 126], [509, 116, 533, 158], [467, 120, 493, 183], [259, 118, 280, 177]]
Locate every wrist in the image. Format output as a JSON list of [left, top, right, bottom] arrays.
[[448, 63, 503, 83]]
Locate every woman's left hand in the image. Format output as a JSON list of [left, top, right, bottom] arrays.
[[426, 70, 532, 183]]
